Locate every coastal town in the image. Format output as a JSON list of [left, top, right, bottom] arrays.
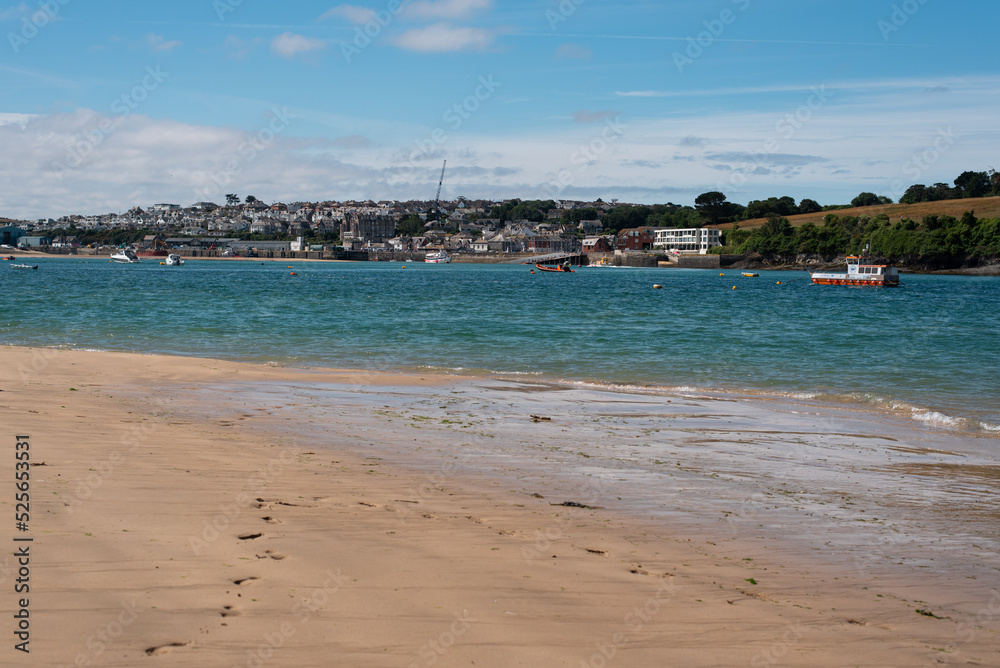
[[0, 197, 722, 261]]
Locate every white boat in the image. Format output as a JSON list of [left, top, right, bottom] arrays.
[[110, 249, 141, 264], [165, 254, 184, 266], [810, 253, 899, 287], [425, 251, 451, 264], [10, 263, 37, 270]]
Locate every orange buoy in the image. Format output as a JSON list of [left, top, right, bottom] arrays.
[[719, 273, 724, 276], [776, 281, 782, 285], [290, 272, 297, 276], [401, 266, 406, 269], [732, 286, 737, 290]]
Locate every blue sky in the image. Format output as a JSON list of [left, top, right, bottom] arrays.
[[1, 0, 998, 218]]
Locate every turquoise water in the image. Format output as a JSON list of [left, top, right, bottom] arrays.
[[3, 257, 999, 431]]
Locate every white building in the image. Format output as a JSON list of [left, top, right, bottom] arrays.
[[652, 228, 722, 254]]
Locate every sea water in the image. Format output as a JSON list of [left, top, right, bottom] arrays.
[[2, 257, 999, 433]]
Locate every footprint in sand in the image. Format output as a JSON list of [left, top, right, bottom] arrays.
[[145, 642, 188, 655], [233, 577, 260, 586], [630, 564, 672, 578], [238, 532, 263, 541], [221, 605, 241, 618], [256, 550, 286, 561], [261, 516, 282, 524]]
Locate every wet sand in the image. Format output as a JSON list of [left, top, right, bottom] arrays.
[[3, 346, 999, 667]]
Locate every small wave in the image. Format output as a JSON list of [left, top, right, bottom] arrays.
[[911, 410, 965, 428], [980, 422, 1000, 432]]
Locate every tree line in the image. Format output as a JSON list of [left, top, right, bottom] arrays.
[[719, 211, 1000, 268]]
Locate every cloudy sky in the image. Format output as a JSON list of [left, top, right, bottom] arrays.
[[1, 0, 998, 219]]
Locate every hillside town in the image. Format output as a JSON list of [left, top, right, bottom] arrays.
[[0, 197, 722, 257]]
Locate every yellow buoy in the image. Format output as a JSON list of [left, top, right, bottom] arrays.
[[776, 281, 782, 285], [401, 266, 406, 269], [732, 286, 737, 290], [719, 273, 724, 276]]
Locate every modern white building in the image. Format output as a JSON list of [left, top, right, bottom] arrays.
[[652, 228, 722, 254]]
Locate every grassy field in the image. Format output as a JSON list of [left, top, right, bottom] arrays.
[[710, 196, 1000, 230]]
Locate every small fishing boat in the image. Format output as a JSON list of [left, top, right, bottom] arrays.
[[3, 255, 16, 261], [165, 254, 184, 266], [110, 249, 141, 264], [810, 252, 899, 287], [11, 263, 37, 270], [425, 251, 451, 264], [535, 262, 574, 273]]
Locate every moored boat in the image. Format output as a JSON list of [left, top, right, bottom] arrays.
[[425, 251, 451, 264], [110, 249, 141, 264], [11, 263, 38, 269], [535, 262, 574, 273], [165, 254, 184, 266], [810, 253, 899, 287]]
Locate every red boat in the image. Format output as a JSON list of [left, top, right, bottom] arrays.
[[535, 263, 574, 273], [810, 253, 899, 287]]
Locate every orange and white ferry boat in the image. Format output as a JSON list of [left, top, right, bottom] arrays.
[[810, 253, 899, 287]]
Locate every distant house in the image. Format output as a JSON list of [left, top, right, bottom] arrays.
[[617, 228, 655, 251], [0, 225, 26, 247], [652, 228, 722, 254], [19, 235, 51, 248], [582, 236, 613, 253]]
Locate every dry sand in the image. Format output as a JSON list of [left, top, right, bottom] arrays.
[[2, 346, 998, 667]]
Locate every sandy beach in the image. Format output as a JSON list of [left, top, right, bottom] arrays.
[[3, 346, 999, 667]]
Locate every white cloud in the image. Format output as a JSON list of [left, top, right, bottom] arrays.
[[146, 33, 182, 53], [404, 0, 492, 20], [392, 23, 494, 53], [225, 35, 264, 60], [2, 75, 999, 218], [319, 5, 377, 24], [0, 2, 27, 21], [271, 32, 326, 58]]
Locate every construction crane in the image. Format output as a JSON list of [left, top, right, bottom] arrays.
[[432, 160, 446, 222]]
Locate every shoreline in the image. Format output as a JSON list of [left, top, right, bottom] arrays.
[[9, 250, 1000, 275], [4, 346, 999, 666]]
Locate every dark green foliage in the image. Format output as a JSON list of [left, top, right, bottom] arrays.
[[851, 192, 882, 207], [798, 198, 822, 214], [733, 209, 1000, 264], [954, 171, 991, 199], [489, 199, 556, 223], [395, 214, 425, 237]]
